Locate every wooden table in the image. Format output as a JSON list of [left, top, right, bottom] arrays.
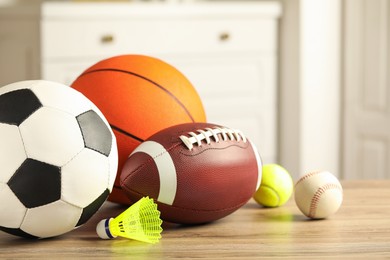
[[1, 180, 390, 258]]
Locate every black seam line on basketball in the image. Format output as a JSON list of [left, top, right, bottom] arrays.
[[79, 68, 196, 122], [110, 124, 144, 143]]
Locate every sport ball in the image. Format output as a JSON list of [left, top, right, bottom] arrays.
[[0, 80, 118, 238], [294, 171, 343, 219], [253, 164, 293, 207], [120, 122, 262, 224], [71, 54, 206, 205]]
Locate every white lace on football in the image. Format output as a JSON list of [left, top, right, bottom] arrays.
[[179, 127, 247, 150]]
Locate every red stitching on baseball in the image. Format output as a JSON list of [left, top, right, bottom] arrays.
[[309, 183, 342, 218], [295, 171, 322, 186]]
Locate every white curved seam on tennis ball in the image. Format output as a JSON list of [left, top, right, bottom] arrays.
[[260, 184, 280, 206]]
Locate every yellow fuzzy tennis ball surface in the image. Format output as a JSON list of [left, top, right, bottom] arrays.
[[253, 164, 293, 207]]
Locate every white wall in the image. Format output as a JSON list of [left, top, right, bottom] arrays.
[[279, 0, 341, 179], [0, 0, 14, 5]]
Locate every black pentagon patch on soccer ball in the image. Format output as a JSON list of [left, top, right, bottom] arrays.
[[76, 189, 110, 227], [0, 89, 42, 126], [0, 226, 38, 239], [77, 110, 112, 156], [8, 159, 61, 208]]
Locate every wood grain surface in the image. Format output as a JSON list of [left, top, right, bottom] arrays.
[[1, 180, 390, 258]]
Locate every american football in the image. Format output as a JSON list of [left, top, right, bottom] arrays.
[[120, 122, 262, 224]]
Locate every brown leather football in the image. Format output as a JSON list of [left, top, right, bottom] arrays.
[[120, 122, 262, 224]]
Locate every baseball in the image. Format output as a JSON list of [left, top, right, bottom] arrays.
[[294, 171, 343, 219]]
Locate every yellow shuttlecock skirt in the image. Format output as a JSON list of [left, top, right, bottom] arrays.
[[96, 197, 163, 243], [109, 197, 163, 243]]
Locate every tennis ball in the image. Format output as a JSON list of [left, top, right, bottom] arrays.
[[253, 164, 293, 207]]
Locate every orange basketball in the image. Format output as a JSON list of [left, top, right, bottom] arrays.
[[71, 54, 206, 205]]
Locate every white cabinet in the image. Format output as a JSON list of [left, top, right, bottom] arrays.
[[0, 1, 281, 163]]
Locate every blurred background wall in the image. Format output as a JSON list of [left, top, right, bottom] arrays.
[[1, 0, 389, 180]]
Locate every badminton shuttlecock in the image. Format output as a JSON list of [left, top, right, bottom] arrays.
[[96, 197, 163, 244]]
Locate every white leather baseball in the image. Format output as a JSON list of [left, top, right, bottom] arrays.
[[294, 171, 343, 219]]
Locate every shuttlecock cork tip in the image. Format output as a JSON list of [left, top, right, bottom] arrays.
[[96, 218, 117, 239]]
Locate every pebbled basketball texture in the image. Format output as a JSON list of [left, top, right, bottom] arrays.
[[120, 122, 262, 224], [71, 55, 206, 205]]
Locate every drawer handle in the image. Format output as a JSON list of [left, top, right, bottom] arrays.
[[101, 34, 114, 44], [219, 32, 230, 42]]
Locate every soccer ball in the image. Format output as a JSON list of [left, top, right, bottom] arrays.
[[0, 80, 118, 238]]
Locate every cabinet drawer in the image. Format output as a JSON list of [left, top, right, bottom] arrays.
[[42, 18, 277, 59], [173, 56, 276, 104]]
